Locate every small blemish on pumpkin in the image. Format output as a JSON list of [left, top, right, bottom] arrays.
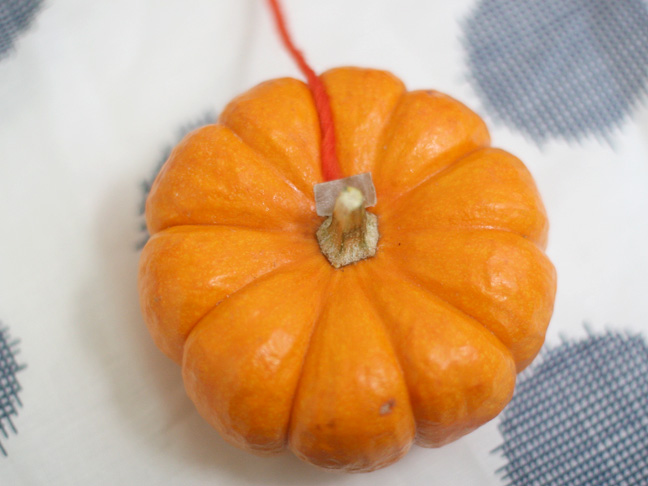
[[326, 420, 336, 429], [380, 399, 396, 416]]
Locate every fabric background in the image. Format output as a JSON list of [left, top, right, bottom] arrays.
[[1, 0, 647, 484], [463, 0, 648, 144], [495, 329, 648, 485], [0, 0, 43, 60]]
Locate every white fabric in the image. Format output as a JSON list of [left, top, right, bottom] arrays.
[[1, 0, 646, 484]]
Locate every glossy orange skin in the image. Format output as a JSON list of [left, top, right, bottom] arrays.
[[139, 67, 556, 472]]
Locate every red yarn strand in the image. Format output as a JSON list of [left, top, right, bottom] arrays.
[[266, 0, 343, 181]]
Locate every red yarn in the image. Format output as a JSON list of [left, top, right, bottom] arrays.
[[266, 0, 343, 182]]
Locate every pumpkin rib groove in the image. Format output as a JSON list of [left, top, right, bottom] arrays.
[[180, 253, 323, 362], [285, 269, 336, 446], [141, 224, 325, 363], [181, 256, 332, 454], [322, 67, 406, 179], [356, 268, 423, 432], [377, 146, 549, 248], [286, 269, 417, 471], [220, 119, 319, 202], [233, 124, 313, 198], [150, 222, 319, 239], [353, 273, 416, 424], [383, 145, 493, 206], [379, 261, 515, 361], [369, 91, 406, 186], [391, 224, 547, 250], [146, 123, 318, 235], [369, 88, 490, 200], [359, 262, 517, 444], [381, 228, 555, 368]]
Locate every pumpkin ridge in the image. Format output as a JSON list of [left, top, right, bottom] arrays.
[[285, 268, 336, 446], [223, 124, 317, 204], [141, 224, 324, 362], [158, 222, 320, 238], [286, 269, 417, 470], [372, 259, 515, 361], [146, 123, 318, 234], [392, 225, 548, 250], [380, 228, 555, 369], [321, 67, 406, 180], [353, 272, 416, 424], [369, 89, 490, 199], [360, 262, 517, 443], [377, 147, 549, 249], [180, 253, 323, 363], [383, 144, 493, 206], [364, 91, 406, 195]]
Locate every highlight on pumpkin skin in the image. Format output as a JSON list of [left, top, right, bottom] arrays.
[[320, 67, 405, 178], [370, 88, 491, 200], [357, 259, 517, 446], [138, 225, 321, 363], [218, 78, 324, 195], [145, 123, 319, 236], [379, 227, 557, 371], [182, 257, 333, 455], [381, 147, 550, 249], [138, 66, 557, 471], [288, 271, 416, 472], [214, 67, 493, 209]]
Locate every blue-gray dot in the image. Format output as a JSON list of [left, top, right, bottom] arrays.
[[0, 325, 25, 457], [0, 0, 44, 60], [495, 328, 648, 485], [462, 0, 648, 144]]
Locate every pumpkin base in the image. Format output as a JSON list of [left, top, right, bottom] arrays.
[[316, 186, 379, 268]]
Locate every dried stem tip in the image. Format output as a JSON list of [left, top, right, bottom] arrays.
[[316, 186, 379, 268]]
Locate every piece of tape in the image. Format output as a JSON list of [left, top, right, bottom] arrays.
[[313, 172, 377, 217]]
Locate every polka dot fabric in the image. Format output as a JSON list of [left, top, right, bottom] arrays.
[[0, 327, 24, 456], [463, 0, 648, 143], [496, 329, 648, 485], [0, 0, 43, 60]]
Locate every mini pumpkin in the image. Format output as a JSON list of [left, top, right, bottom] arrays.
[[139, 67, 556, 472]]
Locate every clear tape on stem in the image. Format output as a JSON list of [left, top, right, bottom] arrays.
[[313, 172, 377, 217]]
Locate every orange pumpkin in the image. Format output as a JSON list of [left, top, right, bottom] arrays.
[[138, 67, 556, 472]]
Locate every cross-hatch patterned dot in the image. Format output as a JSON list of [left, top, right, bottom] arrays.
[[463, 0, 648, 144], [0, 0, 44, 60], [496, 329, 648, 486], [0, 326, 25, 456], [138, 112, 217, 249]]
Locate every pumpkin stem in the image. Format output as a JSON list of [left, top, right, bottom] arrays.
[[316, 187, 379, 268]]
